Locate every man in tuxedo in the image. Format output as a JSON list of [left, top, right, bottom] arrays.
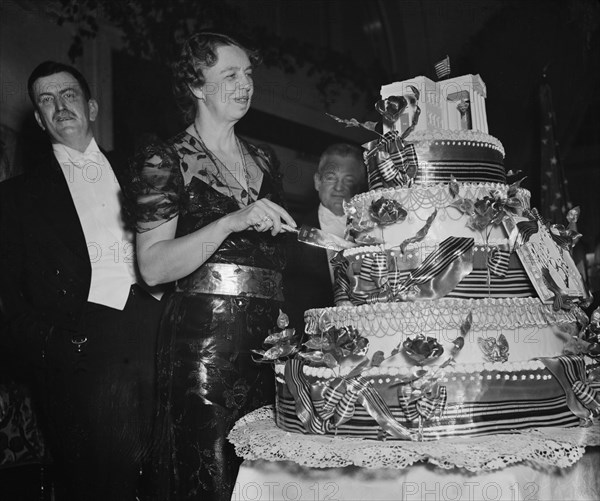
[[0, 61, 163, 500], [284, 143, 366, 334]]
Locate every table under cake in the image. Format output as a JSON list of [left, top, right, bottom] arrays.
[[228, 406, 600, 501]]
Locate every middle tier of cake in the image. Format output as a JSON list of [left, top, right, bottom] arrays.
[[336, 182, 536, 305], [346, 182, 530, 246]]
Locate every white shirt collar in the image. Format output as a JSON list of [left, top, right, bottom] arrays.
[[318, 203, 346, 223], [53, 137, 102, 166], [318, 203, 346, 238]]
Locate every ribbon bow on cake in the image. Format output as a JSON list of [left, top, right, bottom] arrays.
[[364, 91, 421, 189]]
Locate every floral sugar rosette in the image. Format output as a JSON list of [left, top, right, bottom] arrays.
[[254, 310, 372, 372], [402, 334, 444, 364], [369, 197, 408, 226], [449, 177, 525, 234], [300, 324, 370, 372], [251, 310, 300, 363]]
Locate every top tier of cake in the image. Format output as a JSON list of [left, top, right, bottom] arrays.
[[365, 74, 505, 188]]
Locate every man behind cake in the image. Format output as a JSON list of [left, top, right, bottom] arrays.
[[284, 143, 366, 333]]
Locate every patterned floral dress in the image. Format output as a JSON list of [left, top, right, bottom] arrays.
[[129, 131, 286, 500]]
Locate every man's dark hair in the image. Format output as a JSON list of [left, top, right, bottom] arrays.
[[27, 61, 92, 107]]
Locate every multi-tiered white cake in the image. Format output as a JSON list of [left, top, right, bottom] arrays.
[[273, 75, 598, 440]]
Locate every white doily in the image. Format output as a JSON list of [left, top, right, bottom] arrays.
[[228, 406, 600, 472]]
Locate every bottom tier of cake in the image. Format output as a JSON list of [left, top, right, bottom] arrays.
[[274, 356, 599, 440]]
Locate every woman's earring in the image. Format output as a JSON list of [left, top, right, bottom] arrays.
[[189, 85, 205, 102]]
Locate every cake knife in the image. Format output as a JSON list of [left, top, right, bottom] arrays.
[[281, 224, 358, 251]]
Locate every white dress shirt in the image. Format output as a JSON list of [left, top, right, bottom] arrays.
[[318, 203, 347, 284], [53, 138, 136, 310]]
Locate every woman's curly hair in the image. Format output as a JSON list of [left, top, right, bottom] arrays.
[[172, 32, 261, 124]]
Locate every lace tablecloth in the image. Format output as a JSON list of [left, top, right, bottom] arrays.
[[228, 406, 600, 472]]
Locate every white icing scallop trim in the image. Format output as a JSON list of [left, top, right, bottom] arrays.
[[305, 297, 576, 333]]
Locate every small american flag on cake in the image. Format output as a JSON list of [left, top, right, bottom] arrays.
[[435, 55, 451, 79]]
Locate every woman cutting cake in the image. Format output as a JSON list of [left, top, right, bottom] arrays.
[[129, 31, 295, 500]]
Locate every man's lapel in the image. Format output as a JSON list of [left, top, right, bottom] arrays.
[[29, 151, 90, 262], [104, 150, 127, 188], [305, 207, 321, 229], [303, 207, 331, 273]]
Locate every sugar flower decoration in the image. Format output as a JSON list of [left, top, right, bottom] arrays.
[[370, 197, 408, 226]]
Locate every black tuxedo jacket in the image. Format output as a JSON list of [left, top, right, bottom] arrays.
[[283, 207, 335, 335], [0, 145, 130, 366]]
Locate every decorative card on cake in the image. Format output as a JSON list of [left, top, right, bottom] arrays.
[[503, 215, 588, 303]]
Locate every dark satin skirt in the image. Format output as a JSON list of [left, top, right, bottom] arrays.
[[151, 291, 279, 501]]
